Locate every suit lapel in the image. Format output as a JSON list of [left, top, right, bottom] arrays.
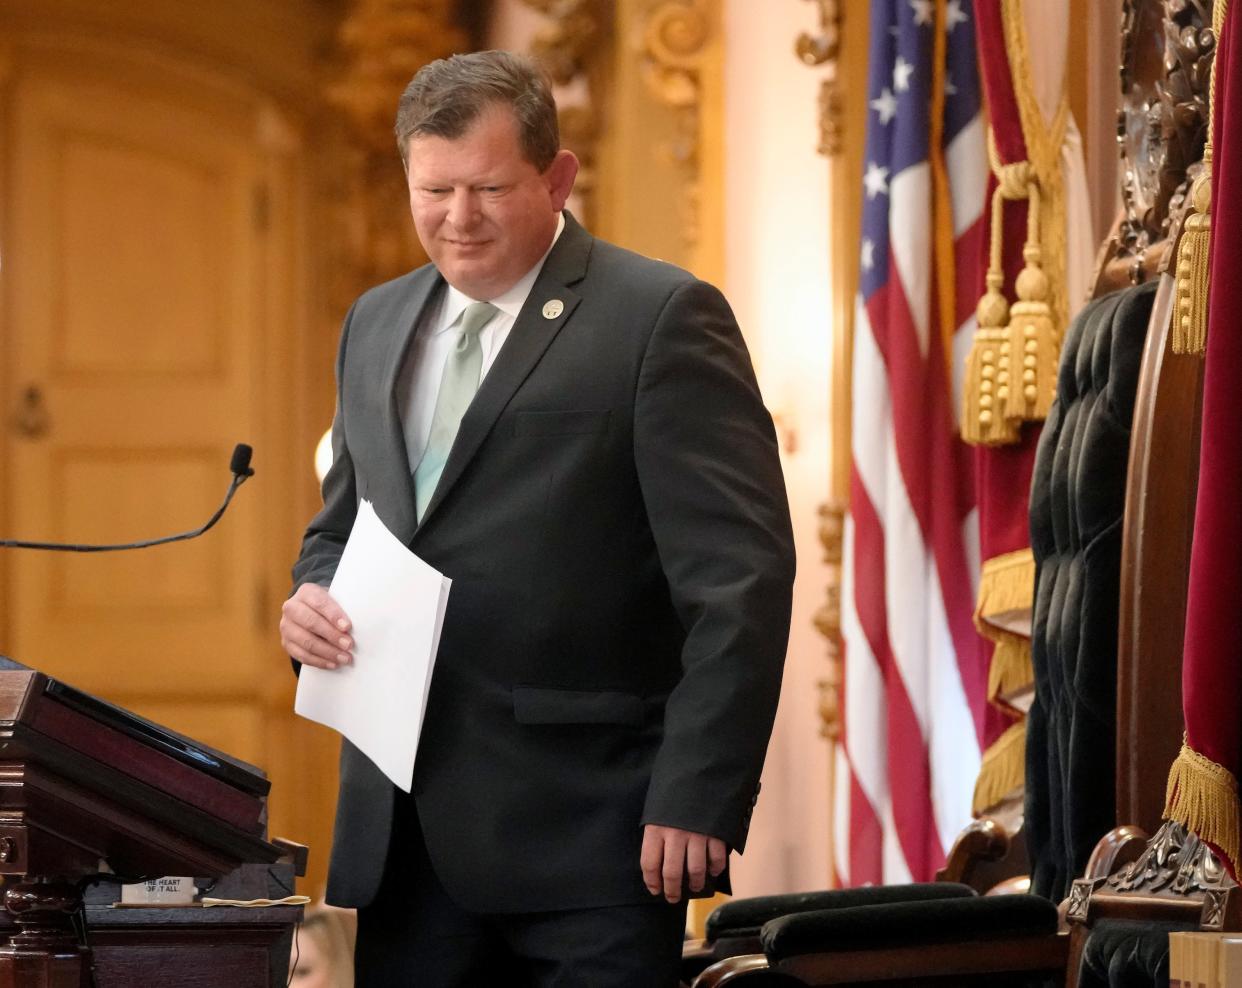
[[416, 214, 593, 530], [377, 267, 443, 541]]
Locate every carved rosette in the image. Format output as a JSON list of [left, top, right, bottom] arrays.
[[794, 0, 842, 157], [638, 0, 712, 248], [1067, 879, 1094, 923], [814, 500, 846, 742], [320, 0, 467, 316], [1114, 0, 1213, 277], [518, 0, 614, 230]]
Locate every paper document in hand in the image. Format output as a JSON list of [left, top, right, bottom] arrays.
[[294, 499, 451, 792]]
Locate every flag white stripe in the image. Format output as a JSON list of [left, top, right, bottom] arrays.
[[946, 114, 988, 238], [888, 162, 933, 357], [841, 513, 888, 824]]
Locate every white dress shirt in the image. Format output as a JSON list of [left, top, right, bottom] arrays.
[[397, 213, 565, 472]]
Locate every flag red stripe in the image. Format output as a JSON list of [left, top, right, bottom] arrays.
[[848, 764, 884, 887], [850, 466, 946, 876], [865, 272, 990, 742]]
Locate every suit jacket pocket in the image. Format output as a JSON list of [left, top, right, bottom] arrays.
[[512, 686, 644, 726], [512, 409, 612, 436]]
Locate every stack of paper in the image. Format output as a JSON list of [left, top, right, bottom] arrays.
[[294, 500, 451, 792]]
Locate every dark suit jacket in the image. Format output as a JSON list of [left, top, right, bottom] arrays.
[[293, 213, 795, 913]]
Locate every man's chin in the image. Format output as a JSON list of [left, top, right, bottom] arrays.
[[439, 263, 514, 301]]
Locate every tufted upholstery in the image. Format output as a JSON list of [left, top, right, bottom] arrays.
[[1025, 281, 1158, 903], [705, 883, 976, 941], [759, 893, 1059, 961]]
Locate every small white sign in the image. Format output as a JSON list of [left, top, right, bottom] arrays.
[[120, 876, 196, 905]]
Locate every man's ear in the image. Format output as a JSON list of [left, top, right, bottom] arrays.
[[545, 149, 579, 210]]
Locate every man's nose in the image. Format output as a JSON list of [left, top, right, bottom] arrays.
[[445, 189, 481, 230]]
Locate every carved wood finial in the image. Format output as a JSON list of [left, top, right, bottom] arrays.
[[1111, 0, 1215, 279]]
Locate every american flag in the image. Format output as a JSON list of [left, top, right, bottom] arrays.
[[835, 0, 996, 885]]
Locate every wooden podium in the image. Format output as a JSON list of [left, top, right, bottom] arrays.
[[0, 656, 303, 987]]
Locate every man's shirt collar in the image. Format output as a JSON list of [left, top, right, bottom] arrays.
[[434, 212, 566, 336]]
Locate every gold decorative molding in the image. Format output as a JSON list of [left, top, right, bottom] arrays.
[[518, 0, 612, 230], [813, 499, 846, 741], [794, 0, 842, 157], [320, 0, 466, 315], [637, 0, 712, 249]]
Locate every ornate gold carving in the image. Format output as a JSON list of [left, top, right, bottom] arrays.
[[794, 0, 842, 156], [814, 499, 846, 742], [638, 0, 712, 248], [320, 0, 466, 314], [518, 0, 613, 229]]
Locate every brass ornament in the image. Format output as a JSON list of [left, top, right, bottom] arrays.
[[794, 0, 842, 157]]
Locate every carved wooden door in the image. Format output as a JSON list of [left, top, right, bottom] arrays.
[[2, 51, 281, 802]]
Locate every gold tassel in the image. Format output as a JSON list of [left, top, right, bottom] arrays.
[[1171, 0, 1226, 355], [962, 185, 1021, 446], [973, 720, 1027, 815], [1001, 185, 1059, 423], [1173, 172, 1212, 355], [1165, 741, 1241, 869]]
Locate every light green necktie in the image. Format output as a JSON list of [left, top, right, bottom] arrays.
[[414, 301, 498, 521]]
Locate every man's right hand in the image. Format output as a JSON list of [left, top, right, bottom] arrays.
[[280, 584, 353, 670]]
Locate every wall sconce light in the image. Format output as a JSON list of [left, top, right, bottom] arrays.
[[314, 428, 333, 485]]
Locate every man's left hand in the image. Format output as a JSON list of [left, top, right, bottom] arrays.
[[640, 824, 728, 904]]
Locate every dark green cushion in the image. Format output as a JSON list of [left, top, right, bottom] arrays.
[[706, 882, 975, 941], [1077, 918, 1196, 988], [760, 893, 1058, 961]]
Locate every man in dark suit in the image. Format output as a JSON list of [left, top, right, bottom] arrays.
[[281, 50, 794, 986]]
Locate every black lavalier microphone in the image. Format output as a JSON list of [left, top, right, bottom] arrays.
[[0, 443, 256, 552]]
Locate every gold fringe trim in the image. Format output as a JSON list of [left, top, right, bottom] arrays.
[[1165, 741, 1241, 869], [1172, 0, 1227, 356], [985, 630, 1034, 705], [975, 548, 1036, 625], [974, 549, 1035, 706], [973, 719, 1027, 815]]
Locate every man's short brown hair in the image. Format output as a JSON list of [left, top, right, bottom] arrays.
[[395, 50, 560, 171]]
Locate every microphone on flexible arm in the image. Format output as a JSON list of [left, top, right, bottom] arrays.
[[0, 444, 256, 552]]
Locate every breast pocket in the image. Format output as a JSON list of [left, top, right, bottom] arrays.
[[512, 410, 612, 437]]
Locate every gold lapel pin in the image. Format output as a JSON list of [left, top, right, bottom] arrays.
[[542, 299, 564, 319]]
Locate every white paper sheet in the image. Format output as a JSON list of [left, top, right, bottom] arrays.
[[294, 499, 451, 792]]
